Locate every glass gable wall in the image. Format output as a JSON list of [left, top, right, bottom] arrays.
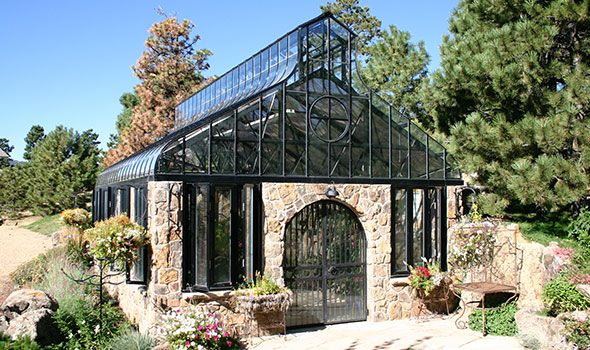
[[95, 13, 462, 291]]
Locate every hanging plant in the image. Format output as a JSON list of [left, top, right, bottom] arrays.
[[84, 214, 149, 265]]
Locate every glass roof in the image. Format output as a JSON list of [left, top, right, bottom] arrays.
[[174, 26, 299, 130], [97, 13, 462, 188]]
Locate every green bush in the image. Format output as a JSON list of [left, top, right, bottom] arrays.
[[0, 333, 41, 350], [51, 297, 129, 350], [569, 210, 590, 249], [468, 301, 518, 336], [477, 193, 509, 217], [542, 275, 590, 316], [563, 318, 590, 350], [108, 329, 156, 350]]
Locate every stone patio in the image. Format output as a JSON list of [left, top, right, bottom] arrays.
[[248, 317, 524, 350]]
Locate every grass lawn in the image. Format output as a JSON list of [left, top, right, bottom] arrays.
[[24, 214, 63, 236]]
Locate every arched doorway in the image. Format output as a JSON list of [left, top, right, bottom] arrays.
[[284, 200, 367, 327]]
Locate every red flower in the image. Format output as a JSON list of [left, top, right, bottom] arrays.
[[227, 340, 233, 347], [415, 266, 431, 279]]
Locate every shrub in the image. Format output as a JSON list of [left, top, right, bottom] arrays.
[[569, 209, 590, 249], [108, 329, 155, 350], [542, 275, 590, 316], [476, 193, 509, 217], [562, 318, 590, 350], [236, 272, 289, 296], [51, 297, 128, 350], [84, 215, 149, 265], [60, 208, 92, 230], [160, 309, 240, 350], [0, 333, 41, 350], [468, 301, 518, 336]]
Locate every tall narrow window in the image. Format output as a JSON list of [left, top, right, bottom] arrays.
[[212, 188, 232, 286], [128, 186, 149, 284], [242, 185, 255, 281], [428, 188, 440, 260], [195, 185, 208, 288], [392, 189, 407, 274], [412, 189, 424, 265]]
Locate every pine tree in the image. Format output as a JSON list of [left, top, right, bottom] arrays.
[[364, 26, 431, 126], [0, 138, 14, 168], [26, 126, 102, 214], [429, 0, 590, 213], [107, 92, 140, 148], [104, 17, 211, 166], [23, 125, 45, 161]]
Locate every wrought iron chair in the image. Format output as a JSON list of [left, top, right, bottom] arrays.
[[452, 226, 524, 336]]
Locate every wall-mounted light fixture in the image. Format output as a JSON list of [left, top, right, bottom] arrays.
[[325, 184, 339, 198]]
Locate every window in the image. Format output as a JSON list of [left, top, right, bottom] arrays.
[[184, 183, 261, 291], [391, 187, 447, 276], [127, 186, 149, 284]]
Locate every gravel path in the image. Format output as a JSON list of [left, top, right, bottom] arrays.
[[0, 217, 54, 303]]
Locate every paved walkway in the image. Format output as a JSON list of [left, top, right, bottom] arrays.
[[248, 318, 523, 350]]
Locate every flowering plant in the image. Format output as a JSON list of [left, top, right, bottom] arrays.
[[84, 215, 149, 265], [407, 258, 448, 297], [160, 308, 240, 350], [61, 208, 92, 229], [449, 221, 497, 272]]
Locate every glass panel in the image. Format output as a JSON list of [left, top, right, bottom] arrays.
[[236, 100, 260, 174], [446, 154, 461, 179], [211, 114, 235, 174], [185, 126, 210, 173], [159, 138, 183, 174], [413, 189, 424, 265], [429, 188, 440, 261], [285, 92, 306, 176], [261, 90, 282, 174], [392, 116, 409, 178], [242, 185, 255, 282], [129, 246, 145, 283], [195, 185, 208, 287], [393, 189, 407, 273], [428, 139, 445, 179], [409, 125, 428, 178], [212, 188, 232, 285], [350, 97, 369, 177], [129, 187, 136, 222], [371, 97, 390, 178]]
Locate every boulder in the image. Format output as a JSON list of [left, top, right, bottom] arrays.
[[6, 308, 60, 345], [576, 284, 590, 300], [515, 309, 564, 350], [0, 313, 8, 334], [0, 289, 58, 321]]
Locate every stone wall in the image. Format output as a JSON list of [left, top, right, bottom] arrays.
[[105, 181, 183, 334], [262, 182, 426, 322]]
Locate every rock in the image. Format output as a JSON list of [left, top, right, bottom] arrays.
[[558, 310, 590, 323], [0, 289, 58, 321], [0, 314, 8, 334], [515, 309, 564, 350], [576, 284, 590, 300], [6, 308, 60, 345]]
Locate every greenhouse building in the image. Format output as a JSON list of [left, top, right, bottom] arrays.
[[94, 13, 462, 332]]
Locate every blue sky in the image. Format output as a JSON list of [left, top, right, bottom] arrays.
[[0, 1, 458, 160]]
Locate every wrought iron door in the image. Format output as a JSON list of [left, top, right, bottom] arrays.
[[284, 200, 366, 327]]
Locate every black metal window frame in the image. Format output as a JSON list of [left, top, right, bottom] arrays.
[[126, 185, 150, 284], [391, 186, 447, 277], [182, 182, 263, 292]]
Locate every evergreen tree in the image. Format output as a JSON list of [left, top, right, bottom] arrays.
[[107, 92, 140, 148], [429, 0, 590, 212], [0, 164, 29, 216], [321, 0, 382, 53], [364, 26, 431, 126], [0, 138, 14, 168], [104, 16, 211, 166], [26, 126, 102, 214], [23, 125, 45, 160]]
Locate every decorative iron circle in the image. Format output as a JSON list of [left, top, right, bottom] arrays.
[[308, 96, 350, 143]]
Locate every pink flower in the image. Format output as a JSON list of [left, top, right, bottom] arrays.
[[223, 331, 229, 337], [185, 340, 191, 346], [227, 341, 233, 347], [197, 325, 204, 331]]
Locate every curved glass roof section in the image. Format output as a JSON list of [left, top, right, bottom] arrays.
[[174, 26, 299, 130], [96, 13, 462, 187]]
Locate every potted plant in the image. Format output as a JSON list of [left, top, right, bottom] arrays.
[[233, 273, 291, 336], [408, 259, 457, 314]]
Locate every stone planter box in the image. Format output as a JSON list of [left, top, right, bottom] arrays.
[[234, 292, 291, 336]]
